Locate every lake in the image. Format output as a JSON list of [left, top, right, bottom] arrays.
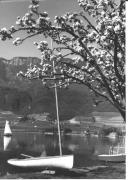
[[0, 131, 125, 179]]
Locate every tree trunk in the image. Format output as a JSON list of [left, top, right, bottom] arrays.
[[118, 108, 126, 123]]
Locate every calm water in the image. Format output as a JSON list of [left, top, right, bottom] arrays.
[[0, 131, 125, 179]]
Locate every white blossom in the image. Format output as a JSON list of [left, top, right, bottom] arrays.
[[114, 24, 121, 32], [13, 37, 22, 46], [1, 27, 8, 32]]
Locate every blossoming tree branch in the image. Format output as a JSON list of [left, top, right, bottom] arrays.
[[0, 0, 125, 121]]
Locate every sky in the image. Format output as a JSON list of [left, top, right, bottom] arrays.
[[0, 0, 80, 59]]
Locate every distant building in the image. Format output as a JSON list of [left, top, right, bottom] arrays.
[[64, 116, 95, 125], [28, 113, 50, 121]]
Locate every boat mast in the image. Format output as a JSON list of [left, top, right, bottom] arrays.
[[51, 39, 62, 156]]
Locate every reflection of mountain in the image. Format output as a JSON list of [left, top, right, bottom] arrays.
[[0, 57, 117, 120]]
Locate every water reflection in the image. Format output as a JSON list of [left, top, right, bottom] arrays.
[[3, 137, 11, 151], [0, 132, 124, 156], [0, 131, 125, 177]]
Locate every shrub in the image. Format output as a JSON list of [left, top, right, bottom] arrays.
[[19, 115, 29, 122], [99, 126, 122, 137], [64, 128, 72, 134]]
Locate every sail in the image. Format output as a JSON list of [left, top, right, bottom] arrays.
[[4, 120, 12, 136]]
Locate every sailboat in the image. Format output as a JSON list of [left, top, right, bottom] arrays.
[[7, 40, 74, 169], [98, 136, 125, 162], [98, 152, 125, 162], [7, 154, 74, 169], [4, 120, 12, 137]]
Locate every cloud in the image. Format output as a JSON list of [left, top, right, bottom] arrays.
[[0, 0, 45, 3]]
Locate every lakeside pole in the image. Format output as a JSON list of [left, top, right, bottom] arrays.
[[51, 39, 62, 156]]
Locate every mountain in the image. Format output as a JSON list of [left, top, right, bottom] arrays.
[[0, 58, 8, 83], [4, 56, 41, 66], [0, 57, 117, 120]]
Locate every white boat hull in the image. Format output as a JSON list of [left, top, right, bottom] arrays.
[[98, 154, 125, 162], [8, 155, 74, 169]]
